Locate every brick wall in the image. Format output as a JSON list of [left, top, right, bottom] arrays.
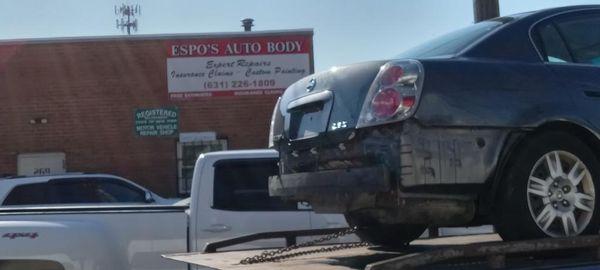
[[0, 38, 279, 197]]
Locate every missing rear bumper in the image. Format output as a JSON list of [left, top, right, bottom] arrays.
[[270, 165, 475, 225], [269, 165, 390, 199]]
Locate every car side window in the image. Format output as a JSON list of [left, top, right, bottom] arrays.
[[534, 22, 573, 63], [4, 178, 147, 206], [212, 159, 298, 211], [94, 179, 146, 203], [553, 13, 600, 65], [51, 180, 102, 204], [3, 183, 54, 205]]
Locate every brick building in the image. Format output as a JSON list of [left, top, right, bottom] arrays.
[[0, 30, 313, 197]]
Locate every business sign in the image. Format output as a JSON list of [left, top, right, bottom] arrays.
[[166, 32, 313, 99], [135, 108, 179, 136]]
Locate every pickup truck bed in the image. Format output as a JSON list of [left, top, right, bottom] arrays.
[[164, 233, 600, 270], [0, 205, 189, 270]]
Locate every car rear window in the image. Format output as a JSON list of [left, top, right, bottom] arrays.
[[3, 183, 51, 205], [395, 18, 511, 58]]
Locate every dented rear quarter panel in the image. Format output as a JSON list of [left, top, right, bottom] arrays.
[[416, 58, 581, 128], [407, 57, 600, 186]]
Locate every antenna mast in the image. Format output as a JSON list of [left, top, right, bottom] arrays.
[[115, 4, 141, 35]]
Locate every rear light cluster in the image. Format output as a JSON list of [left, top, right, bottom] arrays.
[[357, 60, 424, 128]]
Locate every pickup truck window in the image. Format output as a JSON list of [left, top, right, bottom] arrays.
[[213, 159, 298, 211]]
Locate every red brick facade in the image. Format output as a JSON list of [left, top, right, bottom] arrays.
[[0, 34, 296, 197]]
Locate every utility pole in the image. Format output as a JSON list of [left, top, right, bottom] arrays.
[[115, 4, 141, 35], [473, 0, 499, 22]]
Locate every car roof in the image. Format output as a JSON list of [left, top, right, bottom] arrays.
[[503, 5, 600, 26], [500, 5, 595, 20], [455, 5, 600, 63], [194, 149, 278, 171], [0, 173, 139, 194], [539, 5, 600, 14], [0, 173, 122, 183]]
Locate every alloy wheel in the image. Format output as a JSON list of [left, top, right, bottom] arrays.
[[526, 150, 595, 237]]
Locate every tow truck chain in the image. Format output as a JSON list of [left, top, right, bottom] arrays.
[[239, 226, 370, 264]]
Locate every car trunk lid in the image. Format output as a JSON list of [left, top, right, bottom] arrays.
[[280, 60, 385, 143]]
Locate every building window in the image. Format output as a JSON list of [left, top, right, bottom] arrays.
[[177, 140, 227, 195]]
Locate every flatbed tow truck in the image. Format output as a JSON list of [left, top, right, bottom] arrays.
[[164, 228, 600, 269]]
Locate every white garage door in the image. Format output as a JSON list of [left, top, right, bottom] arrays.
[[17, 152, 66, 176]]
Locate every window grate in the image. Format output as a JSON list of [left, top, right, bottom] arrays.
[[177, 140, 227, 195]]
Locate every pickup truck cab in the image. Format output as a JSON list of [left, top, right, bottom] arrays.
[[0, 149, 350, 270], [188, 149, 349, 252]]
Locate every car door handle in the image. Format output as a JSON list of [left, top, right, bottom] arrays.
[[203, 224, 231, 233], [584, 90, 600, 98]]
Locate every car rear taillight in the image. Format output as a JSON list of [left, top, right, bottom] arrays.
[[357, 60, 424, 128], [371, 88, 401, 119]]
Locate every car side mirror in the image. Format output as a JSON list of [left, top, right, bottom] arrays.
[[145, 192, 156, 203], [297, 201, 312, 210]]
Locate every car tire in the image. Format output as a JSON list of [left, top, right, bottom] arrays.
[[494, 131, 600, 241], [344, 212, 426, 248]]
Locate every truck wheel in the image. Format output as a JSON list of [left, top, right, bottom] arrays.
[[495, 131, 600, 241], [344, 213, 425, 248]]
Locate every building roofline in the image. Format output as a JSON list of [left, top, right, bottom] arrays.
[[0, 28, 314, 46]]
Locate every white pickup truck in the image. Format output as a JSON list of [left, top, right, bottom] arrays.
[[0, 149, 350, 270]]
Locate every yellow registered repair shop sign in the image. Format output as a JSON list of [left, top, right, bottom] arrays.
[[135, 108, 179, 136]]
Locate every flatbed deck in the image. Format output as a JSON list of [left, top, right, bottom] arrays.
[[165, 233, 600, 270], [165, 234, 502, 269]]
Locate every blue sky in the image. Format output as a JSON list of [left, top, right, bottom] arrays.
[[1, 0, 599, 71]]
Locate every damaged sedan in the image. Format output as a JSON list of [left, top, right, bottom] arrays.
[[269, 5, 600, 246]]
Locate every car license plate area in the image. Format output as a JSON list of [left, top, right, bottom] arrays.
[[289, 103, 328, 140]]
